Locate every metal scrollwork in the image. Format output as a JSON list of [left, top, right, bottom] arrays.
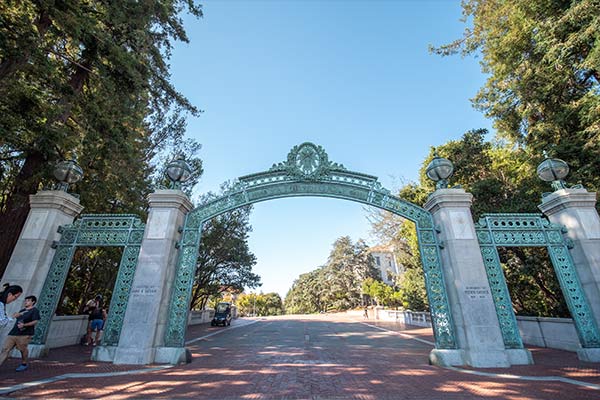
[[475, 213, 600, 349], [165, 142, 458, 350], [32, 214, 145, 346]]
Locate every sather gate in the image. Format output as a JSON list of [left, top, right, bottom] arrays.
[[164, 142, 456, 350], [4, 142, 600, 367]]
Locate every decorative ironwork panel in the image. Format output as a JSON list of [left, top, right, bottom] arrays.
[[31, 246, 76, 344], [102, 245, 142, 346], [475, 213, 600, 349], [418, 241, 457, 348], [31, 214, 145, 346], [479, 246, 523, 348], [164, 142, 457, 349], [164, 227, 202, 347], [548, 245, 600, 347]]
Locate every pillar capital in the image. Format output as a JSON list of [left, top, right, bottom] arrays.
[[29, 190, 84, 217], [148, 189, 193, 213], [424, 188, 473, 213], [538, 188, 597, 216]]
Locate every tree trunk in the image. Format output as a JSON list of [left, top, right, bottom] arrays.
[[0, 151, 46, 277]]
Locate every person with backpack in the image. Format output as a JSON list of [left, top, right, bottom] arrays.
[[85, 295, 106, 346]]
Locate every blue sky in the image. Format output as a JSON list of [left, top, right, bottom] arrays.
[[170, 0, 493, 299]]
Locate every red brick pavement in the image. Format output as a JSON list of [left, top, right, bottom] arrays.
[[0, 321, 219, 388], [0, 314, 599, 399]]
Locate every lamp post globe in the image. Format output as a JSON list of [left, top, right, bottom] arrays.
[[537, 157, 569, 191], [536, 157, 569, 182], [165, 158, 192, 189], [426, 153, 454, 189], [53, 159, 84, 192]]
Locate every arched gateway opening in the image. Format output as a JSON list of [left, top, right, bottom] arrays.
[[162, 142, 457, 351]]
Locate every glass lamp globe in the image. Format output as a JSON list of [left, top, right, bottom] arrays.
[[166, 158, 192, 187], [53, 159, 84, 191], [536, 157, 569, 182], [426, 154, 454, 188]]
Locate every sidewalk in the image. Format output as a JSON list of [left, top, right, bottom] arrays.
[[0, 321, 223, 392], [356, 317, 600, 386]]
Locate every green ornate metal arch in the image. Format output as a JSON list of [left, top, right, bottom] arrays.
[[475, 213, 600, 349], [31, 214, 145, 347], [164, 142, 457, 350]]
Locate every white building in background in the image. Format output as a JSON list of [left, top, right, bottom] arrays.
[[368, 244, 401, 286]]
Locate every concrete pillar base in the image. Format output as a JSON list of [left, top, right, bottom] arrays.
[[577, 348, 600, 362], [429, 348, 523, 368], [154, 347, 192, 365], [505, 348, 534, 365], [429, 349, 464, 366], [464, 350, 510, 368], [27, 344, 49, 359], [113, 347, 155, 365], [91, 345, 117, 362]]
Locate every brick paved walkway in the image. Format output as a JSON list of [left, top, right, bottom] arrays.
[[1, 314, 599, 399]]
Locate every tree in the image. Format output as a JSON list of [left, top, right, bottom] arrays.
[[361, 277, 401, 307], [284, 236, 378, 313], [189, 187, 261, 310], [370, 129, 572, 316], [237, 292, 284, 317], [322, 237, 379, 311], [56, 247, 122, 315], [284, 269, 326, 314], [432, 0, 600, 200], [0, 0, 203, 274]]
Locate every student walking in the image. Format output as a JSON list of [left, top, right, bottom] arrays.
[[0, 289, 40, 372]]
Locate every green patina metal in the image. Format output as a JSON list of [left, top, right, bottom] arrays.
[[475, 213, 600, 349], [164, 142, 457, 350], [31, 214, 145, 347]]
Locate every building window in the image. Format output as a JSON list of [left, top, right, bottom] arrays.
[[375, 256, 380, 266]]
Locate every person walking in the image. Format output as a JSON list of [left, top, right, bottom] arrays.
[[86, 296, 106, 346], [0, 295, 40, 371], [0, 285, 23, 328]]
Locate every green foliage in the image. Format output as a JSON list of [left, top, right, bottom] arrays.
[[0, 0, 204, 272], [425, 130, 542, 217], [432, 0, 600, 197], [284, 236, 378, 314], [236, 292, 284, 317], [396, 267, 428, 311], [426, 0, 599, 316], [369, 128, 575, 316], [56, 247, 122, 315], [361, 277, 403, 308], [189, 184, 262, 310], [500, 247, 569, 317]]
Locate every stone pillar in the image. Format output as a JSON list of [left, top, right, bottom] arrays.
[[2, 191, 83, 313], [424, 189, 532, 367], [103, 190, 192, 365], [1, 190, 84, 355], [539, 188, 600, 362]]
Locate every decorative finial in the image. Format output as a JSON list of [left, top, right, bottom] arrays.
[[425, 151, 454, 190]]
